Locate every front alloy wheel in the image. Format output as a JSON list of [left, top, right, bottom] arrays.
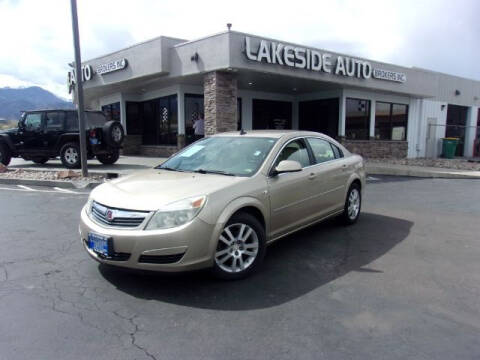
[[213, 213, 266, 280]]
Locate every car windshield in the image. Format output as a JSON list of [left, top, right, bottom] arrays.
[[158, 136, 277, 177]]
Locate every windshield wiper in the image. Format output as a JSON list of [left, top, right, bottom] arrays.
[[194, 169, 235, 176], [157, 166, 184, 172]]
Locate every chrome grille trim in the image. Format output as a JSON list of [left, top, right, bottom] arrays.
[[90, 201, 150, 228]]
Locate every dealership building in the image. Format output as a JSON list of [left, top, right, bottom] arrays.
[[70, 30, 480, 158]]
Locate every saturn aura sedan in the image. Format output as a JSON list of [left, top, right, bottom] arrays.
[[79, 130, 365, 279]]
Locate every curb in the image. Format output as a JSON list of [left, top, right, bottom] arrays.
[[366, 166, 480, 179], [0, 177, 103, 189]]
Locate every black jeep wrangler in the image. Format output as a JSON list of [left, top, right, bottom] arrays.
[[0, 109, 124, 169]]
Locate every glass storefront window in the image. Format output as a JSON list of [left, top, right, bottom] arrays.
[[252, 99, 292, 130], [375, 102, 408, 141], [345, 98, 370, 140], [185, 94, 204, 145], [101, 102, 120, 121], [140, 95, 178, 146]]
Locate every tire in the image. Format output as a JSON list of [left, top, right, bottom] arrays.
[[341, 183, 362, 225], [31, 157, 49, 164], [0, 142, 11, 166], [60, 142, 81, 169], [103, 121, 124, 147], [97, 150, 120, 165], [212, 212, 266, 280]]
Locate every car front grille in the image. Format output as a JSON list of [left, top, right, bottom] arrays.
[[91, 201, 150, 228]]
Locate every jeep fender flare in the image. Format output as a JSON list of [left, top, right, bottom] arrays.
[[0, 134, 17, 155], [55, 133, 80, 153]]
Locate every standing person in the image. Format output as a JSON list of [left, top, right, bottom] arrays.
[[193, 113, 204, 141]]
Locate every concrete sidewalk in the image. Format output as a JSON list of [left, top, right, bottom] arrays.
[[8, 155, 167, 175], [366, 162, 480, 179], [7, 156, 480, 179]]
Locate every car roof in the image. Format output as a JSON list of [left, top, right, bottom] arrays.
[[22, 109, 102, 113], [213, 129, 329, 139]]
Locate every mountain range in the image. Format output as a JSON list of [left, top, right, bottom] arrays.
[[0, 86, 74, 120]]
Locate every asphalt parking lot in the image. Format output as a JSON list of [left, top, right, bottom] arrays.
[[0, 176, 479, 360]]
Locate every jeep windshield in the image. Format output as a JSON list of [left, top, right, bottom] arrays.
[[158, 136, 277, 177]]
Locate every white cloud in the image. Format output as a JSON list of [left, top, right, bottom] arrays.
[[0, 0, 478, 99]]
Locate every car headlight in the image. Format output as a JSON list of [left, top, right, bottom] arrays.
[[85, 197, 93, 216], [145, 195, 207, 230]]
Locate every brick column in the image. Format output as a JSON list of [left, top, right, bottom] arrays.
[[204, 71, 238, 135]]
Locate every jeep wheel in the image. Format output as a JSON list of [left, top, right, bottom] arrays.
[[103, 121, 124, 147], [97, 150, 120, 165], [32, 157, 49, 164], [60, 142, 81, 169], [0, 142, 11, 166]]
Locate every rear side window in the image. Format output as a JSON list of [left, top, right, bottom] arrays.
[[65, 112, 78, 131], [307, 138, 336, 163], [45, 111, 64, 130], [331, 143, 343, 159], [86, 112, 107, 128]]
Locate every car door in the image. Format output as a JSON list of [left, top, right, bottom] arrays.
[[305, 137, 350, 216], [21, 112, 46, 153], [44, 111, 65, 153], [267, 138, 317, 239]]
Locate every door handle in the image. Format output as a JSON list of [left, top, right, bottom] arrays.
[[308, 173, 316, 180]]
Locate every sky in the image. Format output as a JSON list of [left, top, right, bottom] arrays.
[[0, 0, 478, 99]]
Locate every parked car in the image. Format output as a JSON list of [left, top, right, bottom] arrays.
[[79, 130, 365, 279], [0, 109, 124, 168]]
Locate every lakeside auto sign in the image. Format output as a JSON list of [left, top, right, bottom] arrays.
[[67, 58, 128, 93], [244, 37, 406, 83]]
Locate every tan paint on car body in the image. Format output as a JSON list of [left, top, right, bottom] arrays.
[[79, 130, 365, 272]]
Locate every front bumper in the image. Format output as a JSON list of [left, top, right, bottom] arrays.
[[79, 206, 217, 272]]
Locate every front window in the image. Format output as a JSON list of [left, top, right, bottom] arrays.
[[24, 113, 42, 131], [345, 98, 370, 140], [375, 102, 408, 140], [159, 136, 277, 177], [274, 139, 311, 168]]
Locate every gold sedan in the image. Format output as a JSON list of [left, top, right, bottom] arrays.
[[79, 131, 365, 279]]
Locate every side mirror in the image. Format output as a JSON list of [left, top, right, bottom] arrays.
[[273, 160, 302, 175]]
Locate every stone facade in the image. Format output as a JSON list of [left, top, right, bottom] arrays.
[[121, 135, 142, 155], [204, 71, 238, 135], [341, 140, 408, 159], [139, 145, 178, 157]]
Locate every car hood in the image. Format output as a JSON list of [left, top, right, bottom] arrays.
[[90, 169, 245, 211], [0, 127, 17, 135]]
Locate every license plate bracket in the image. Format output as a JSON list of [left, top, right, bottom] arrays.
[[87, 233, 111, 257]]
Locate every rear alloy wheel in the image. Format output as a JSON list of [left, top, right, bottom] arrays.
[[97, 150, 120, 165], [342, 183, 361, 225], [0, 142, 11, 166], [60, 142, 81, 169], [31, 157, 48, 164], [213, 213, 266, 280]]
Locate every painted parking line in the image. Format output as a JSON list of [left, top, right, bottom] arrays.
[[17, 185, 37, 191], [367, 176, 381, 181], [0, 185, 88, 195], [53, 187, 77, 194]]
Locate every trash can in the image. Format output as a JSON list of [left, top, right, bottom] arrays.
[[442, 137, 459, 159]]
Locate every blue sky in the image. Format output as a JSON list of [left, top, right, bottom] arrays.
[[0, 0, 478, 99]]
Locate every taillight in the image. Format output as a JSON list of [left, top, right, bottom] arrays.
[[89, 129, 96, 138]]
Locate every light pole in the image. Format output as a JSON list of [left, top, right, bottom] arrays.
[[69, 0, 88, 177]]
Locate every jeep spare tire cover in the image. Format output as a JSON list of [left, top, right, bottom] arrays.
[[103, 121, 124, 147]]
